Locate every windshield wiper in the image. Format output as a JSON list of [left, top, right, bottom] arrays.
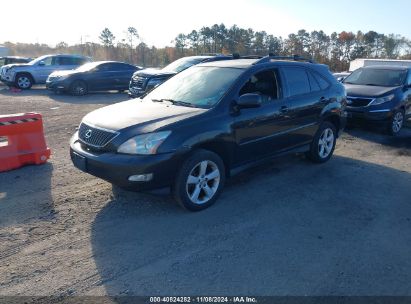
[[363, 83, 380, 86], [151, 98, 196, 107]]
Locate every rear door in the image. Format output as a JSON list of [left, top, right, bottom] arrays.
[[280, 66, 329, 147], [109, 63, 137, 89]]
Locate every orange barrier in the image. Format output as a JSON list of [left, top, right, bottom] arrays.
[[0, 112, 51, 172]]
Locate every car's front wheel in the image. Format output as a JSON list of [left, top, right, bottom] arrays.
[[15, 73, 33, 90], [306, 121, 337, 163], [388, 109, 404, 136], [173, 149, 225, 211], [70, 80, 88, 96]]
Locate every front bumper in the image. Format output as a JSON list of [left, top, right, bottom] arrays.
[[346, 107, 393, 124], [70, 134, 182, 191], [46, 79, 70, 91]]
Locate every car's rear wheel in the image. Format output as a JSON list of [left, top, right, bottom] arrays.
[[388, 109, 404, 136], [173, 149, 225, 211], [306, 121, 337, 163], [70, 80, 88, 96], [15, 73, 33, 90]]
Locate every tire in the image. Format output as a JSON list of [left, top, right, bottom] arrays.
[[172, 149, 226, 211], [387, 109, 404, 136], [15, 73, 33, 90], [70, 80, 88, 96], [306, 121, 337, 163]]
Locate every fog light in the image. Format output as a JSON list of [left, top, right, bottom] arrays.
[[128, 173, 153, 182]]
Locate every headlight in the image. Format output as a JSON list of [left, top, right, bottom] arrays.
[[371, 94, 395, 105], [117, 131, 171, 155], [147, 78, 164, 87]]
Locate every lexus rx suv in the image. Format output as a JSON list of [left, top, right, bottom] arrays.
[[71, 55, 346, 211], [343, 65, 411, 135]]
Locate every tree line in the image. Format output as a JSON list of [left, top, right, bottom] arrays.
[[3, 24, 411, 71]]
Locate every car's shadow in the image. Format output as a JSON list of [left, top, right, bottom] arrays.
[[344, 120, 411, 152], [0, 86, 129, 105], [91, 155, 411, 296]]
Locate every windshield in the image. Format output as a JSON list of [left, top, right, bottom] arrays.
[[344, 68, 406, 87], [28, 55, 49, 65], [162, 57, 205, 73], [75, 62, 101, 72], [143, 66, 244, 109]]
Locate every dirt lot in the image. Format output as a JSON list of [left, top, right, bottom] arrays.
[[1, 86, 411, 299]]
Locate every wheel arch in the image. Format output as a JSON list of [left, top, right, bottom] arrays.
[[192, 141, 233, 177], [15, 71, 35, 84]]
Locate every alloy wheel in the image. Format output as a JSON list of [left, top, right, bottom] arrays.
[[392, 111, 404, 134], [186, 160, 220, 205], [318, 127, 334, 159], [17, 77, 31, 89]]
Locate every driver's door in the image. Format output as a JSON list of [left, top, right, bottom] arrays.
[[232, 69, 294, 165], [34, 56, 58, 83]]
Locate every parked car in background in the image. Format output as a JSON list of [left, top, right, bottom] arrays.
[[71, 55, 346, 211], [128, 55, 234, 97], [47, 61, 142, 95], [343, 65, 411, 135], [333, 71, 350, 82], [0, 54, 91, 89], [0, 56, 32, 68]]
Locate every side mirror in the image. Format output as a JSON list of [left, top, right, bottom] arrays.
[[237, 93, 262, 108], [337, 77, 345, 83], [38, 61, 45, 66]]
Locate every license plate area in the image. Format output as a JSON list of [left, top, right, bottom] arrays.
[[71, 151, 87, 171]]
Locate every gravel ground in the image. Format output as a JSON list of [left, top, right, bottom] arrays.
[[0, 86, 411, 300]]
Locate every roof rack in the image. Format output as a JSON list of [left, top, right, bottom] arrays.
[[232, 53, 264, 59], [253, 54, 316, 65]]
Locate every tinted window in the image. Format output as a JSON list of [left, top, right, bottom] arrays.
[[282, 67, 311, 96], [313, 72, 330, 90], [0, 58, 5, 66], [111, 63, 136, 71], [239, 69, 280, 103], [307, 71, 321, 92]]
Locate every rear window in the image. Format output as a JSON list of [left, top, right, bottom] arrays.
[[282, 67, 311, 96], [58, 57, 86, 65]]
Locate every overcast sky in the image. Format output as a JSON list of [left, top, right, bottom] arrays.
[[1, 0, 410, 47]]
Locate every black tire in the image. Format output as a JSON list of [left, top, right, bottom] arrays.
[[306, 121, 337, 163], [172, 149, 226, 211], [70, 80, 88, 96], [15, 73, 33, 90], [387, 109, 404, 136]]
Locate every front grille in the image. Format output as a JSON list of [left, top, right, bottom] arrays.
[[131, 76, 147, 89], [347, 96, 374, 107], [78, 123, 118, 148]]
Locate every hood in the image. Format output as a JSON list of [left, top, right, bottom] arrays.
[[3, 63, 31, 69], [344, 84, 400, 97], [133, 68, 176, 78], [82, 99, 207, 132]]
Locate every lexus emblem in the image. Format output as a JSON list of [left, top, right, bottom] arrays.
[[85, 129, 92, 139]]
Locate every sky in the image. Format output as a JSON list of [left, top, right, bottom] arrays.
[[1, 0, 410, 47]]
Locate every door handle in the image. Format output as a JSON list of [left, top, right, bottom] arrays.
[[280, 106, 289, 113]]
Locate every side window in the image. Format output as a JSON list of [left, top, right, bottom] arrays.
[[282, 67, 311, 97], [406, 71, 411, 85], [42, 57, 53, 66], [57, 57, 72, 65], [312, 72, 330, 90], [0, 58, 5, 66], [239, 69, 280, 103], [307, 71, 321, 92]]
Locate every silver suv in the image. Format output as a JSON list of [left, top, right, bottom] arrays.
[[0, 54, 91, 89]]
